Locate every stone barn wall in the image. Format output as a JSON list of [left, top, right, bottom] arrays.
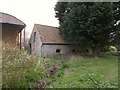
[[41, 44, 73, 57], [28, 24, 74, 57], [28, 26, 42, 55]]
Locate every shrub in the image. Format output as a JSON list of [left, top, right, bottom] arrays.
[[2, 45, 48, 88], [109, 46, 117, 55]]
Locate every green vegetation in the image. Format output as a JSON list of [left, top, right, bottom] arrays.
[[2, 46, 48, 88], [109, 46, 117, 54], [46, 55, 118, 88], [55, 2, 120, 57], [2, 45, 118, 88]]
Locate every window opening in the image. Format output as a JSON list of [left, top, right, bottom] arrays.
[[34, 32, 36, 42], [56, 49, 61, 53]]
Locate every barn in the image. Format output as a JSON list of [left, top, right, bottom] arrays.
[[28, 24, 74, 57], [0, 12, 26, 48]]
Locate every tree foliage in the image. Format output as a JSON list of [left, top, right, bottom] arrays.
[[55, 2, 120, 57]]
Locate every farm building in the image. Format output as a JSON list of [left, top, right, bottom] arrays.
[[0, 12, 26, 48], [28, 24, 74, 57]]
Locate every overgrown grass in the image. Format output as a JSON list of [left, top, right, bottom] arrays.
[[46, 55, 118, 88], [2, 46, 48, 88], [2, 45, 118, 88]]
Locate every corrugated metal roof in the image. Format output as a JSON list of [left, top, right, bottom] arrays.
[[0, 12, 26, 26], [34, 24, 67, 44]]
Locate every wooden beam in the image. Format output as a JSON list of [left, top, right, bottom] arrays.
[[20, 31, 22, 49], [24, 28, 25, 47]]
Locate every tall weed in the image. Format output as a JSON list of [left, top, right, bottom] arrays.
[[2, 45, 48, 88]]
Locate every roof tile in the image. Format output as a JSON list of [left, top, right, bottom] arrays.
[[35, 24, 67, 44]]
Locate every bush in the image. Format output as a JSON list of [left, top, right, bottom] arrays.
[[109, 46, 118, 55], [2, 45, 48, 88]]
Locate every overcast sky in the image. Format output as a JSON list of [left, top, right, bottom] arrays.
[[0, 0, 59, 34]]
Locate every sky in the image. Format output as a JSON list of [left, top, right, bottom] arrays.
[[0, 0, 59, 35]]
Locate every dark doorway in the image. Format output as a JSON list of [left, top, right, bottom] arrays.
[[29, 43, 32, 54], [72, 49, 76, 53]]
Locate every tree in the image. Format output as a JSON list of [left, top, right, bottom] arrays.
[[55, 2, 119, 57], [55, 2, 68, 23]]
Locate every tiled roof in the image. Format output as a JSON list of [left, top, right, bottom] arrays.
[[34, 24, 67, 44]]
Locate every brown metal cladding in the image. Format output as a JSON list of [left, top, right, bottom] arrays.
[[0, 12, 26, 27]]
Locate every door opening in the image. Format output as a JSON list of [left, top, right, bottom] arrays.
[[29, 43, 32, 54]]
